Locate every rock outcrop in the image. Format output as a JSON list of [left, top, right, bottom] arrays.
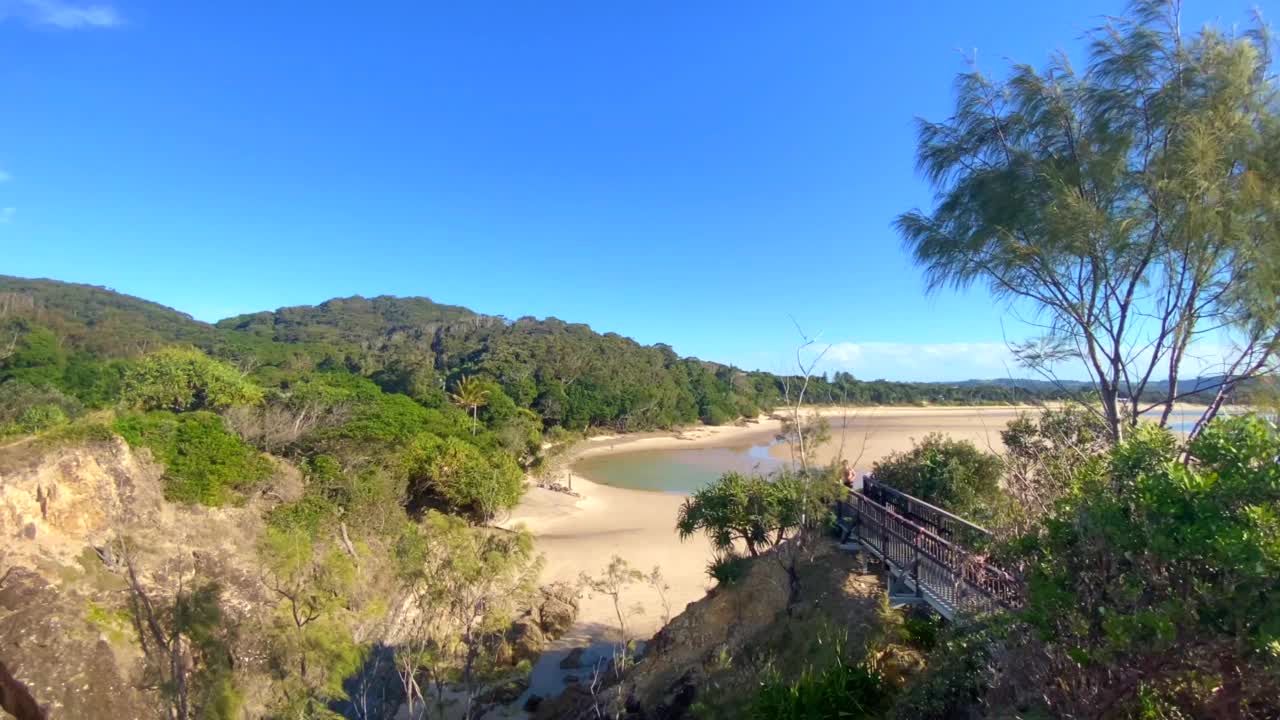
[[536, 581, 580, 637], [534, 540, 886, 720], [0, 438, 283, 718], [0, 567, 155, 719]]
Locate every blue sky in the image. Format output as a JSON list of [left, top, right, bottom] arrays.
[[0, 0, 1270, 381]]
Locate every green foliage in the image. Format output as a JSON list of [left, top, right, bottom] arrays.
[[16, 403, 68, 432], [217, 294, 477, 347], [894, 2, 1280, 439], [751, 659, 891, 720], [899, 611, 942, 653], [33, 419, 116, 447], [870, 433, 1004, 523], [115, 411, 273, 506], [269, 455, 407, 538], [300, 372, 471, 448], [260, 527, 365, 716], [450, 375, 490, 435], [706, 551, 751, 586], [60, 354, 129, 407], [2, 277, 1089, 457], [123, 347, 263, 412], [677, 470, 839, 558], [394, 511, 541, 715], [1, 322, 68, 386], [998, 405, 1112, 530], [888, 618, 1002, 720], [476, 379, 543, 466], [172, 583, 242, 720], [1013, 415, 1280, 716], [0, 276, 215, 358], [404, 434, 524, 521], [0, 380, 84, 428], [84, 600, 133, 645]]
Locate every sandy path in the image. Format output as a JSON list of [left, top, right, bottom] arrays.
[[501, 405, 1043, 646]]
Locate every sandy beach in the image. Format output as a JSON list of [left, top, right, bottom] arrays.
[[501, 405, 1035, 644]]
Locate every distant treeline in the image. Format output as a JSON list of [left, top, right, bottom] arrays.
[[0, 276, 1235, 439]]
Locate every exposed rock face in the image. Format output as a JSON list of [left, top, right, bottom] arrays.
[[0, 437, 163, 570], [537, 581, 579, 638], [506, 617, 548, 665], [0, 438, 285, 719], [534, 541, 886, 720], [0, 568, 155, 720]]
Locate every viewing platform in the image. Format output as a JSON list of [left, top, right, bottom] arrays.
[[834, 478, 1021, 619]]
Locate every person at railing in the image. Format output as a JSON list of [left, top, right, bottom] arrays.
[[840, 460, 859, 493]]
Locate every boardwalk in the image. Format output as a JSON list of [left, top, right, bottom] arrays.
[[834, 479, 1020, 619]]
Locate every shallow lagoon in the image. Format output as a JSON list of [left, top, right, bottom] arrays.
[[573, 406, 1214, 494], [573, 438, 785, 493]]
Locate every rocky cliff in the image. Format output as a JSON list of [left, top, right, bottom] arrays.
[[0, 437, 290, 719]]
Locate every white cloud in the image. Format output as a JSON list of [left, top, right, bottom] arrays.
[[818, 341, 1020, 382], [0, 207, 15, 223], [0, 0, 121, 29]]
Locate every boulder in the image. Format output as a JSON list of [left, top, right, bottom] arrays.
[[522, 694, 543, 713], [0, 568, 157, 720], [537, 582, 580, 638], [506, 618, 546, 664], [482, 675, 529, 705], [560, 646, 587, 669], [877, 644, 927, 688]]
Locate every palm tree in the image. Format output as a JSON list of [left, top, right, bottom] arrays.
[[451, 376, 489, 435]]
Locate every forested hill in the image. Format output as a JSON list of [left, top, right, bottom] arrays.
[[217, 295, 478, 346], [1, 275, 1079, 433], [0, 275, 212, 354]]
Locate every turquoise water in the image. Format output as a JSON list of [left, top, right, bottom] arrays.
[[573, 441, 785, 494]]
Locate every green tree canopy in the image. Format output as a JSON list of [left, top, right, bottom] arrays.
[[404, 434, 524, 522], [677, 470, 838, 558], [124, 347, 263, 412], [896, 1, 1280, 442], [870, 433, 1004, 525]]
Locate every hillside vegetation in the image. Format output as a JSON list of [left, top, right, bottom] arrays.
[[0, 273, 1079, 720]]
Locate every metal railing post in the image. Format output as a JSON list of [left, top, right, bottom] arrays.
[[912, 544, 922, 597]]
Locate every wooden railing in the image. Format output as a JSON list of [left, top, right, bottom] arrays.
[[835, 488, 1021, 616]]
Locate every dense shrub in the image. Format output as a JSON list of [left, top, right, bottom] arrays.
[[1008, 416, 1280, 717], [706, 551, 751, 586], [0, 381, 84, 436], [115, 411, 273, 505], [751, 659, 891, 719], [888, 619, 1001, 720], [295, 373, 473, 449], [60, 354, 129, 408], [404, 434, 524, 521], [17, 404, 69, 433], [123, 347, 263, 412], [270, 455, 407, 537], [870, 433, 1004, 524], [0, 322, 67, 387]]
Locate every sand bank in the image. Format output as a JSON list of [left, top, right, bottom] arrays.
[[501, 405, 1043, 644]]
